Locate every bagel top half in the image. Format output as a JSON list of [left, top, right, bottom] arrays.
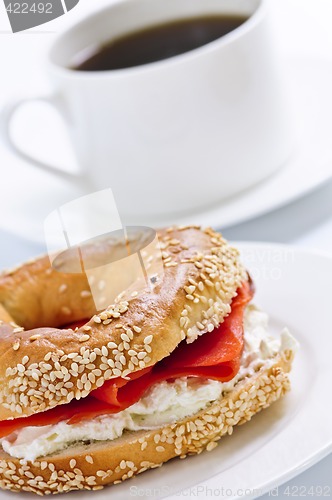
[[0, 226, 247, 421]]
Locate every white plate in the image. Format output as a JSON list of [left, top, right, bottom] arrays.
[[0, 243, 331, 499], [1, 56, 332, 244]]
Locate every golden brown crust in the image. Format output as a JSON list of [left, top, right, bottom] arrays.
[[0, 226, 247, 420], [0, 351, 294, 495]]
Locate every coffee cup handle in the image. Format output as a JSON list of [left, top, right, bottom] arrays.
[[1, 94, 82, 183]]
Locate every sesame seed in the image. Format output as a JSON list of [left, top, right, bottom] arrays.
[[118, 354, 126, 365], [120, 333, 130, 343], [13, 340, 20, 351], [79, 335, 90, 342], [180, 317, 187, 328], [13, 327, 24, 333], [144, 335, 153, 345], [67, 353, 78, 359], [124, 328, 133, 339], [100, 346, 108, 356], [206, 441, 218, 451], [96, 377, 104, 387], [29, 334, 41, 341]]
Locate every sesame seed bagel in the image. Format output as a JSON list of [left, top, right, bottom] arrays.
[[0, 226, 247, 421], [0, 350, 294, 495]]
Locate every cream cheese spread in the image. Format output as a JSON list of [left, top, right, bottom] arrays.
[[1, 305, 298, 461]]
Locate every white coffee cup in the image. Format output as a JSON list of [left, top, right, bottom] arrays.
[[1, 0, 292, 222]]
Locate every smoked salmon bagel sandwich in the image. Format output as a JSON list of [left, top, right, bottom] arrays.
[[0, 226, 298, 495]]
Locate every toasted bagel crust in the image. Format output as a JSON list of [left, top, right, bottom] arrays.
[[0, 351, 294, 495], [0, 226, 247, 420]]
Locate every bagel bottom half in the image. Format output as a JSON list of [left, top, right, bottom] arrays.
[[0, 350, 294, 495]]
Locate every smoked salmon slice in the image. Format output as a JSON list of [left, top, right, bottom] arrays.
[[0, 280, 253, 438]]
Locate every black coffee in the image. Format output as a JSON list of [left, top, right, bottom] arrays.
[[72, 15, 247, 71]]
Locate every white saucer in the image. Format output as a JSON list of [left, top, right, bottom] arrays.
[[1, 56, 332, 244]]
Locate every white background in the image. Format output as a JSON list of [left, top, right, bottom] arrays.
[[0, 0, 331, 498]]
